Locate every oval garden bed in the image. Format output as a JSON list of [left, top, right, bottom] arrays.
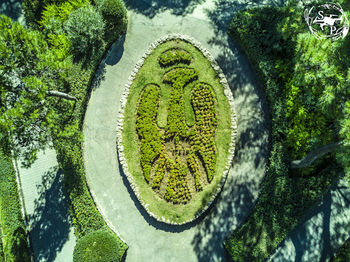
[[117, 34, 237, 224]]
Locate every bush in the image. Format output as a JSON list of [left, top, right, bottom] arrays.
[[40, 0, 90, 29], [22, 0, 44, 27], [73, 229, 126, 262], [136, 84, 162, 182], [22, 0, 71, 28], [159, 48, 192, 67], [0, 135, 31, 261], [64, 5, 105, 65], [95, 0, 127, 42]]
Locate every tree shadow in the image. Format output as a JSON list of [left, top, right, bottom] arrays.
[[125, 0, 205, 18], [0, 0, 23, 23], [190, 32, 272, 261], [205, 0, 286, 32], [27, 166, 72, 262], [189, 1, 293, 261], [271, 176, 350, 262]]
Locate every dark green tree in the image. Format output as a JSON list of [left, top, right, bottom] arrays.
[[64, 5, 105, 65], [0, 15, 78, 167], [95, 0, 127, 41]]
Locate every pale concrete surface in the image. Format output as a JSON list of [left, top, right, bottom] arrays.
[[82, 0, 287, 261], [269, 176, 350, 262], [17, 149, 76, 262]]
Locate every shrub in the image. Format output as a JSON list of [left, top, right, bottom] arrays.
[[159, 48, 192, 67], [40, 0, 90, 29], [95, 0, 127, 42], [136, 84, 162, 182], [0, 135, 31, 261], [22, 0, 44, 27], [73, 229, 126, 262], [134, 51, 219, 204], [64, 5, 105, 65]]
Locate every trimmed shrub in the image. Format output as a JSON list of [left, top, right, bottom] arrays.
[[64, 5, 105, 64], [73, 229, 126, 262], [95, 0, 127, 42], [0, 135, 31, 262], [159, 48, 192, 67]]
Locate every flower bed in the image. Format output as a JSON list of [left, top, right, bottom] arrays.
[[117, 34, 237, 224]]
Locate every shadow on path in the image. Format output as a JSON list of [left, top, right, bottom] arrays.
[[190, 0, 289, 261], [27, 167, 72, 262], [125, 0, 205, 18], [271, 177, 350, 262]]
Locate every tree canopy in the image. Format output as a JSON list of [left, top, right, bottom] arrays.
[[0, 15, 77, 167]]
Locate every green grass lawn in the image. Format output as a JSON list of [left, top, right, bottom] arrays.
[[122, 39, 233, 223]]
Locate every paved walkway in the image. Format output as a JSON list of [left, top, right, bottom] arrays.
[[82, 0, 285, 261], [0, 3, 76, 262], [269, 176, 350, 262], [16, 149, 76, 262]]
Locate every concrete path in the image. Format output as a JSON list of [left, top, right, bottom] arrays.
[[16, 148, 76, 262], [1, 3, 76, 262], [269, 176, 350, 262], [83, 0, 286, 261]]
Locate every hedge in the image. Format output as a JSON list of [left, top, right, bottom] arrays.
[[0, 134, 31, 262], [73, 229, 125, 262], [22, 0, 128, 260]]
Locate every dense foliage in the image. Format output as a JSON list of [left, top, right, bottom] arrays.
[[73, 229, 126, 262], [0, 134, 30, 261], [331, 237, 350, 262], [15, 0, 128, 260], [64, 5, 105, 65], [136, 84, 162, 182], [225, 1, 349, 260], [190, 83, 217, 182], [0, 15, 77, 167], [135, 49, 219, 205], [95, 0, 127, 41], [159, 48, 192, 67]]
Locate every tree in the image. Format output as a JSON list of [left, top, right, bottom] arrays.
[[64, 5, 105, 65], [95, 0, 127, 41], [0, 15, 77, 167]]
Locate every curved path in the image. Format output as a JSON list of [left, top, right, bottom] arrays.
[[83, 0, 277, 261]]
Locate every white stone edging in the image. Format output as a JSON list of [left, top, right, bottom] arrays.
[[116, 33, 238, 225]]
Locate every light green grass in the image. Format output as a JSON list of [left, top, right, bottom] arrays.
[[122, 39, 233, 223]]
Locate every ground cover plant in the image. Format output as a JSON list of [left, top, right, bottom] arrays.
[[225, 1, 350, 260], [0, 134, 30, 261], [0, 0, 129, 260], [122, 39, 233, 223]]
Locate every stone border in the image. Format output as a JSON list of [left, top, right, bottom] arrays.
[[116, 33, 238, 225]]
